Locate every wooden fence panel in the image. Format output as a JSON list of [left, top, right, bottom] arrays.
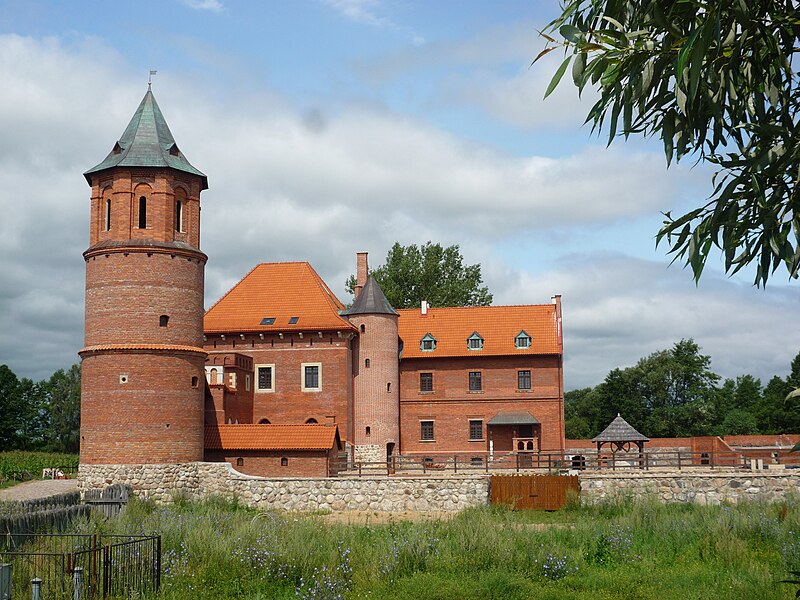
[[490, 475, 579, 510]]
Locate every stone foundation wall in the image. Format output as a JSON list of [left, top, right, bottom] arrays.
[[79, 462, 488, 512], [580, 470, 800, 505]]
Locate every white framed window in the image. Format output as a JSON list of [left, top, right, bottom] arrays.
[[255, 364, 275, 392], [301, 362, 322, 392]]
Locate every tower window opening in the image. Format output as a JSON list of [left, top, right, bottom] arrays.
[[138, 196, 147, 229], [387, 382, 391, 392], [175, 200, 184, 232], [236, 457, 244, 467], [366, 426, 371, 436], [191, 376, 199, 388], [365, 358, 370, 368], [159, 315, 169, 327], [360, 324, 365, 333], [105, 199, 111, 231], [281, 457, 288, 466]]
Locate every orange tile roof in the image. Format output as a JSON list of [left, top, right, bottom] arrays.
[[204, 424, 340, 451], [397, 304, 561, 359], [205, 262, 355, 334]]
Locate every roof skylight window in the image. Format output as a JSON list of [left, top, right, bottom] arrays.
[[515, 331, 531, 349], [467, 332, 484, 350], [420, 333, 436, 352], [260, 317, 275, 325], [289, 316, 299, 324]]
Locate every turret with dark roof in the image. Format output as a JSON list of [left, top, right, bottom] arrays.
[[84, 87, 207, 189], [343, 275, 398, 316]]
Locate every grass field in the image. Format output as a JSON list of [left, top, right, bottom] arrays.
[[0, 451, 79, 488], [73, 494, 800, 599]]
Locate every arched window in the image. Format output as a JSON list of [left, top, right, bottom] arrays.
[[236, 457, 244, 466], [360, 324, 366, 333], [175, 200, 184, 232], [365, 426, 371, 436], [365, 358, 370, 368], [138, 196, 147, 229], [209, 368, 218, 384], [105, 199, 111, 231], [258, 418, 271, 424], [305, 418, 318, 424]]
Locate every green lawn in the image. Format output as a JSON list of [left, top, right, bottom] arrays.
[[71, 493, 800, 599], [0, 450, 79, 488]]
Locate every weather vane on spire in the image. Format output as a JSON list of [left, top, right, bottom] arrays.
[[148, 70, 157, 88]]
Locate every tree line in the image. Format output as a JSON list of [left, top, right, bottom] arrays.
[[566, 340, 800, 440], [0, 363, 80, 453]]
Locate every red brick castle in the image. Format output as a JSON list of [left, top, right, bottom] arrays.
[[80, 89, 566, 476]]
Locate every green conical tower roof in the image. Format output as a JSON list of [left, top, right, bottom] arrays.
[[84, 87, 207, 189]]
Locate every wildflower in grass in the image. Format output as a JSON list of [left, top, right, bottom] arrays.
[[782, 531, 800, 568], [378, 526, 439, 583], [586, 525, 634, 566], [162, 541, 189, 579], [533, 552, 578, 581]]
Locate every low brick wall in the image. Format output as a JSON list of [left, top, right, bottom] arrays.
[[79, 462, 489, 512], [580, 470, 800, 505]]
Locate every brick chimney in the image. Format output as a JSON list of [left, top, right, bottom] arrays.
[[354, 252, 368, 298]]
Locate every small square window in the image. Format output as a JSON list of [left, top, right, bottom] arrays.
[[518, 370, 531, 390], [281, 457, 288, 466], [256, 365, 274, 392], [420, 420, 434, 441], [469, 371, 482, 391], [469, 419, 483, 440], [420, 372, 433, 392]]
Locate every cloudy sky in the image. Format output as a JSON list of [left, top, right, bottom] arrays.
[[0, 0, 797, 389]]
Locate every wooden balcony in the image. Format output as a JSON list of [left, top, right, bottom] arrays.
[[513, 437, 538, 453]]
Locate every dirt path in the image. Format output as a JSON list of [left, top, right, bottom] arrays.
[[0, 479, 78, 502], [315, 510, 455, 525]]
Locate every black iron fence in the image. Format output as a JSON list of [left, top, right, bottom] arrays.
[[0, 534, 160, 599], [331, 449, 800, 476]]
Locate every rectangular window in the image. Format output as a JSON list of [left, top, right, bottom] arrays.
[[420, 372, 433, 392], [469, 371, 482, 391], [175, 200, 183, 232], [256, 365, 274, 392], [469, 419, 483, 440], [302, 363, 321, 391], [518, 370, 531, 390], [420, 420, 435, 441]]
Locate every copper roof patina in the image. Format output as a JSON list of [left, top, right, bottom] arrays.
[[342, 276, 398, 316], [84, 88, 207, 189], [592, 414, 649, 443]]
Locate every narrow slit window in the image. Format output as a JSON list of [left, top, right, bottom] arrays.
[[105, 199, 111, 231], [138, 196, 147, 229], [175, 200, 184, 232]]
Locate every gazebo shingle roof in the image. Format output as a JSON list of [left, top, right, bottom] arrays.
[[592, 414, 649, 443]]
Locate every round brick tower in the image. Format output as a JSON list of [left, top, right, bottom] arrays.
[[79, 86, 208, 465], [344, 259, 400, 464]]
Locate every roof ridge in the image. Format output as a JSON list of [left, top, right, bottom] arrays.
[[396, 303, 555, 312], [302, 262, 350, 322]]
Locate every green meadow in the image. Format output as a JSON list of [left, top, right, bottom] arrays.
[[70, 494, 800, 599]]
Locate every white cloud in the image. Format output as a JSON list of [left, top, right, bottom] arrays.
[[0, 32, 794, 400], [181, 0, 224, 12], [321, 0, 387, 27]]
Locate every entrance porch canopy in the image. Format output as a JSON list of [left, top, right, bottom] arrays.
[[487, 411, 540, 426]]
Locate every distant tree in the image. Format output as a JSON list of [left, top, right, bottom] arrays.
[[346, 242, 492, 309], [16, 378, 48, 450], [538, 1, 800, 286], [44, 364, 81, 453], [720, 409, 759, 436], [0, 365, 22, 448]]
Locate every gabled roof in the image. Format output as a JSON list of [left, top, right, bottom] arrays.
[[204, 424, 341, 451], [84, 88, 207, 189], [397, 304, 560, 359], [204, 262, 355, 333], [342, 276, 397, 316], [592, 414, 649, 443]]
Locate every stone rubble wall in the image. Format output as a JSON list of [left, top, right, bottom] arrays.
[[353, 444, 384, 464], [580, 470, 800, 505], [79, 462, 488, 512]]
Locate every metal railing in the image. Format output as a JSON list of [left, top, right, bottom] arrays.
[[0, 534, 160, 600], [331, 449, 800, 477]]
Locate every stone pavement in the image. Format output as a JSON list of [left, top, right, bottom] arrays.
[[0, 479, 78, 502]]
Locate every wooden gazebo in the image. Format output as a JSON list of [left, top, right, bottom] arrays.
[[592, 414, 649, 461]]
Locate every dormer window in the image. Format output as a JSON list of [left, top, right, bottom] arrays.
[[515, 331, 531, 349], [420, 333, 436, 352], [467, 332, 484, 351], [169, 143, 180, 156]]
